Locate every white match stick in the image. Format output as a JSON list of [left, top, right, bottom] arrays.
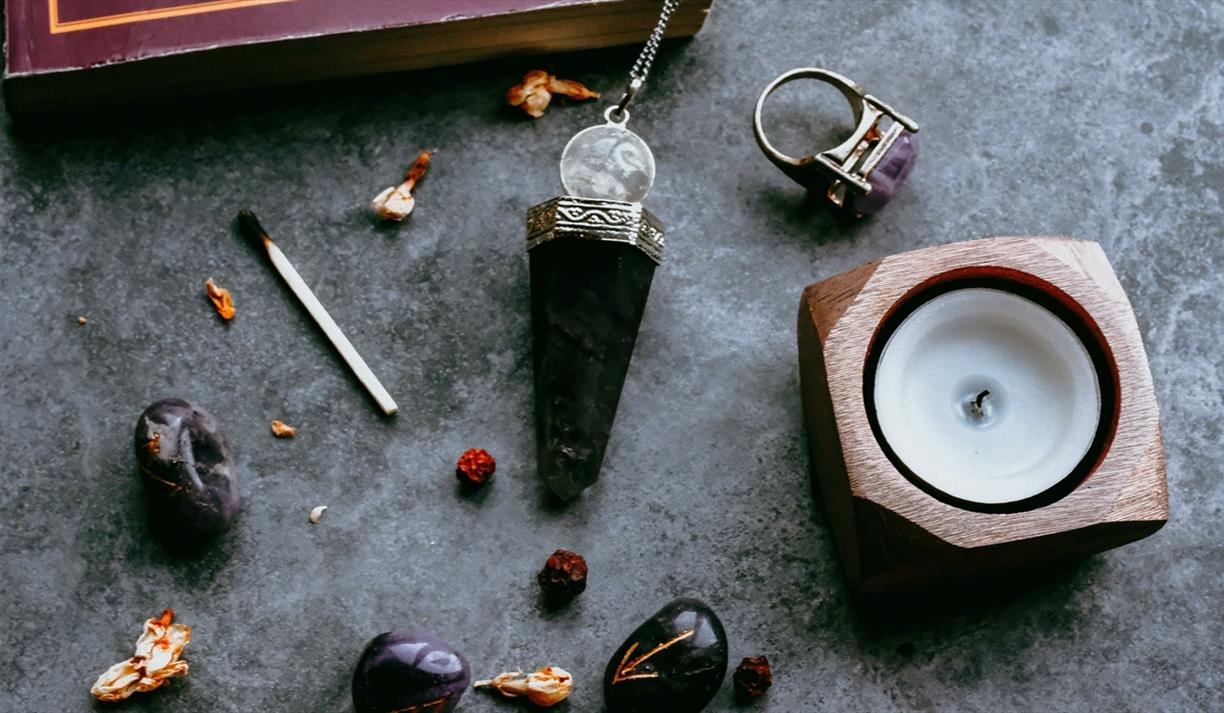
[[238, 210, 398, 416]]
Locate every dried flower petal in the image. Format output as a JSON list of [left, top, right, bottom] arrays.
[[456, 448, 496, 486], [372, 150, 434, 222], [507, 70, 599, 118], [475, 666, 573, 707], [405, 150, 433, 183], [537, 549, 588, 601], [205, 278, 236, 320], [371, 185, 415, 221], [733, 655, 773, 700], [309, 505, 328, 523], [521, 89, 552, 119], [270, 420, 297, 438], [507, 69, 548, 106], [547, 76, 600, 101], [90, 609, 190, 702]]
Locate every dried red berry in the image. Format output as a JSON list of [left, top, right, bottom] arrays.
[[455, 448, 496, 486], [733, 655, 772, 700], [537, 549, 587, 601]]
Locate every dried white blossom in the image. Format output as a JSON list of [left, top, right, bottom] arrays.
[[371, 150, 433, 221], [475, 666, 573, 707], [309, 505, 328, 523], [90, 609, 190, 702], [371, 184, 416, 221]]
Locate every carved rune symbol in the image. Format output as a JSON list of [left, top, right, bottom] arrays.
[[611, 629, 695, 684]]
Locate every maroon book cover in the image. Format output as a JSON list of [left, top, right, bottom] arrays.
[[3, 0, 712, 111], [7, 1, 582, 74]]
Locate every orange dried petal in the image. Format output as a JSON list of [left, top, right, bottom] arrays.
[[507, 69, 550, 105], [405, 150, 433, 183], [204, 278, 235, 320], [522, 90, 552, 118], [508, 70, 596, 117], [546, 77, 600, 101], [270, 419, 297, 438]]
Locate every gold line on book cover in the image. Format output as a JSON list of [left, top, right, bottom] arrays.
[[48, 0, 296, 34]]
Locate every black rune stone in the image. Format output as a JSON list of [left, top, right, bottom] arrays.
[[134, 398, 240, 542], [603, 598, 728, 713], [530, 238, 656, 500]]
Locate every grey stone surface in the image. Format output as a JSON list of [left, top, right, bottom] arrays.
[[0, 0, 1220, 710]]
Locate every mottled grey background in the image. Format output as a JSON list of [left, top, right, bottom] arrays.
[[1, 1, 1221, 711]]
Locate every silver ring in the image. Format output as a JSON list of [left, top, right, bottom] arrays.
[[753, 67, 866, 172], [753, 67, 920, 214]]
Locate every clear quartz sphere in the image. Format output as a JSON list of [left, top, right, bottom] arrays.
[[559, 123, 656, 203]]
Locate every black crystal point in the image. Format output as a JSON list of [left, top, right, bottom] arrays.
[[530, 238, 656, 500], [603, 597, 729, 713]]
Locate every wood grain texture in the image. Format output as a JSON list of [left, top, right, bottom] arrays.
[[797, 236, 1168, 594]]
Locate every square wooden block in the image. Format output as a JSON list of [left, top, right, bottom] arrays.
[[797, 237, 1168, 594]]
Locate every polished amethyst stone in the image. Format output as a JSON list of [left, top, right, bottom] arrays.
[[847, 130, 918, 215], [352, 631, 470, 713]]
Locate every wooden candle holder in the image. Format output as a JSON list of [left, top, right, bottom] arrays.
[[798, 237, 1167, 595]]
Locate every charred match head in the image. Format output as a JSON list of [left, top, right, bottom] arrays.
[[236, 209, 272, 248]]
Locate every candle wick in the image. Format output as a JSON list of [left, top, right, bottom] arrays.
[[968, 389, 992, 419]]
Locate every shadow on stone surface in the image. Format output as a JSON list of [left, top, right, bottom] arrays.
[[536, 587, 586, 620], [2, 39, 695, 141], [846, 555, 1101, 635], [455, 478, 493, 504], [755, 184, 873, 247], [144, 504, 237, 566]]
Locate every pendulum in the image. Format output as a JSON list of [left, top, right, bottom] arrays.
[[527, 0, 678, 500]]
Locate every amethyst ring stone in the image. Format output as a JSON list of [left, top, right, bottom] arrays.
[[753, 67, 919, 216]]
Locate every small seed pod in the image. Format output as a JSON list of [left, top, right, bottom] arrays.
[[537, 549, 587, 602], [456, 448, 496, 487], [733, 655, 773, 700]]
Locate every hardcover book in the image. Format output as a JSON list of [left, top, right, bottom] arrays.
[[3, 0, 713, 113]]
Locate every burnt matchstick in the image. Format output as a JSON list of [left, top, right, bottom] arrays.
[[237, 209, 398, 416]]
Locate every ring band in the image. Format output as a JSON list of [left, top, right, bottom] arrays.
[[753, 67, 920, 216]]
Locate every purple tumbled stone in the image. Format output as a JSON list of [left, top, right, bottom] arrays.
[[847, 131, 918, 216], [134, 398, 239, 541], [352, 631, 470, 713]]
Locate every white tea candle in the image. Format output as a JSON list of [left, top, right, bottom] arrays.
[[872, 287, 1101, 505]]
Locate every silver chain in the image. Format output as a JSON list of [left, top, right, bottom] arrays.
[[629, 0, 680, 83], [610, 0, 680, 122]]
